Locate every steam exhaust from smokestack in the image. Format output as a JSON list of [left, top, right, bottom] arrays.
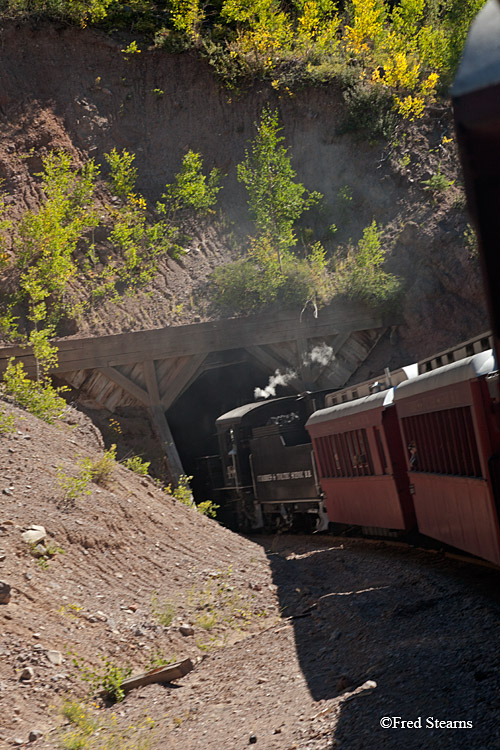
[[254, 369, 298, 399], [253, 342, 335, 399]]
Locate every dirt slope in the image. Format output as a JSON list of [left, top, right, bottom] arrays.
[[1, 398, 500, 750], [0, 396, 281, 745]]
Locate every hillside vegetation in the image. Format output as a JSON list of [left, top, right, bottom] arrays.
[[0, 1, 488, 382], [0, 0, 485, 117]]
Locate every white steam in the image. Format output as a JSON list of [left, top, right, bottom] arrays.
[[254, 369, 298, 400], [304, 343, 334, 367]]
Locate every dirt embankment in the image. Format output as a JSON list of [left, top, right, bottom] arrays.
[[0, 21, 488, 364], [1, 397, 500, 750]]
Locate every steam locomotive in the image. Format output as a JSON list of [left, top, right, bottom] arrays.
[[212, 390, 329, 532]]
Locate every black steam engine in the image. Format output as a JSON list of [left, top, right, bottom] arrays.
[[212, 392, 329, 532]]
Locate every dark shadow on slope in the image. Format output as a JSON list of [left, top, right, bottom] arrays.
[[251, 535, 500, 750]]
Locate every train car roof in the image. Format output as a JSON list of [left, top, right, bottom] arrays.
[[394, 350, 496, 402], [451, 0, 500, 98], [306, 388, 394, 428], [216, 396, 296, 426]]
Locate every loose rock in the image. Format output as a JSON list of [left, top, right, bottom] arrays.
[[22, 526, 46, 544], [29, 729, 43, 742], [0, 580, 11, 604], [47, 650, 63, 666], [20, 667, 34, 681], [179, 624, 194, 636]]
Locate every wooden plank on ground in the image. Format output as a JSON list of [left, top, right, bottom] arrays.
[[118, 658, 194, 695]]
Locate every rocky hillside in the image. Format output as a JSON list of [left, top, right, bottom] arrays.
[[0, 395, 281, 745], [1, 396, 500, 750], [0, 21, 487, 365]]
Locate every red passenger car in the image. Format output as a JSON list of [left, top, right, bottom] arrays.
[[306, 389, 416, 531], [394, 350, 500, 565]]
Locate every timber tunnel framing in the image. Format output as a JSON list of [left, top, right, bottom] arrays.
[[0, 300, 393, 483]]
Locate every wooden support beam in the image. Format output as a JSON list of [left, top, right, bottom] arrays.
[[160, 353, 207, 411], [0, 301, 387, 375], [97, 366, 150, 406], [143, 360, 185, 483], [143, 359, 161, 405]]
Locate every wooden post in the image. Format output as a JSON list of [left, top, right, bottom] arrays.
[[143, 360, 184, 484]]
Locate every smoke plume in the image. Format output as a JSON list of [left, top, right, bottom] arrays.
[[304, 343, 334, 367], [254, 369, 298, 399]]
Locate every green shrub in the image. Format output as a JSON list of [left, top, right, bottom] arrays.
[[80, 444, 117, 486], [56, 465, 92, 508], [211, 240, 333, 314], [165, 475, 219, 518], [197, 499, 220, 518], [334, 220, 401, 306], [340, 80, 398, 139], [123, 455, 151, 476], [147, 648, 176, 670], [104, 148, 137, 199], [151, 593, 176, 627], [0, 407, 15, 434], [211, 258, 281, 313], [2, 359, 68, 424], [238, 107, 321, 269], [165, 474, 194, 507], [60, 697, 156, 749], [71, 653, 132, 703], [160, 150, 222, 217], [421, 166, 455, 194]]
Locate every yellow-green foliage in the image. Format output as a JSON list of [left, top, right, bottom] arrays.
[[81, 444, 117, 486], [122, 455, 150, 476], [187, 565, 268, 642], [71, 653, 132, 703], [0, 146, 210, 343], [0, 1, 485, 121], [60, 699, 155, 750], [56, 464, 93, 507], [151, 592, 176, 627], [16, 151, 99, 325], [334, 220, 400, 305], [2, 359, 68, 424], [165, 475, 219, 518], [212, 107, 332, 313]]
